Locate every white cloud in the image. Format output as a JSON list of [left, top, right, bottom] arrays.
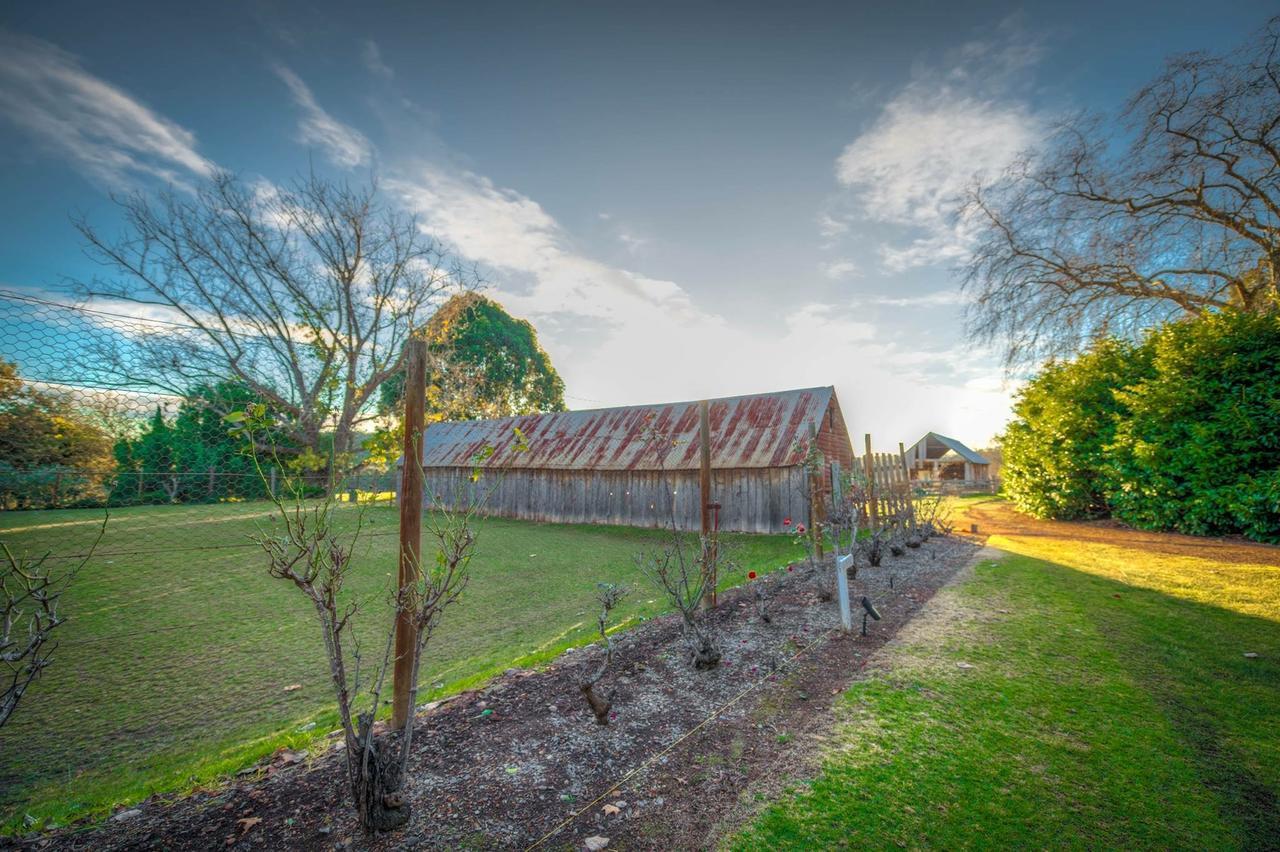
[[821, 259, 860, 280], [866, 289, 965, 308], [388, 164, 1012, 445], [617, 231, 649, 253], [0, 31, 214, 188], [818, 214, 850, 238], [833, 29, 1043, 270], [361, 39, 395, 79], [274, 65, 373, 168]]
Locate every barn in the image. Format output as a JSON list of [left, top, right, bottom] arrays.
[[903, 432, 992, 485], [411, 386, 855, 533]]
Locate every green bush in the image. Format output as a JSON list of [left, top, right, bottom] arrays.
[[1001, 339, 1153, 520], [1106, 311, 1280, 543], [1001, 310, 1280, 543]]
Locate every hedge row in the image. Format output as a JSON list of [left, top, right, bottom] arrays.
[[1001, 311, 1280, 543]]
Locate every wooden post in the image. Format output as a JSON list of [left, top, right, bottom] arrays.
[[863, 433, 878, 530], [269, 465, 278, 499], [392, 337, 428, 731], [699, 400, 716, 608], [898, 442, 915, 526], [808, 420, 824, 559]]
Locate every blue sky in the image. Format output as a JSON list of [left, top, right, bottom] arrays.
[[0, 0, 1271, 446]]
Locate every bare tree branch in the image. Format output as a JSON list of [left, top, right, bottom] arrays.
[[962, 16, 1280, 366]]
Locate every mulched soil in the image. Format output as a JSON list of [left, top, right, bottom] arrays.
[[10, 535, 976, 852]]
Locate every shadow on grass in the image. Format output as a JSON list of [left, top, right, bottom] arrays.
[[1032, 557, 1280, 850]]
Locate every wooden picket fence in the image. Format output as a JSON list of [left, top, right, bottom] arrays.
[[851, 436, 917, 530]]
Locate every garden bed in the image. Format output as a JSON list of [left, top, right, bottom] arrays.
[[16, 535, 976, 851]]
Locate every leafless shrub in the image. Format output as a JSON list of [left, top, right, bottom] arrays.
[[823, 488, 861, 593], [636, 535, 722, 669], [235, 407, 507, 833], [634, 423, 722, 670], [580, 582, 628, 724], [1, 515, 105, 728], [862, 528, 886, 567], [914, 492, 954, 539]]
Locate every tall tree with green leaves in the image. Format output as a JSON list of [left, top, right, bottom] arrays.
[[1000, 339, 1154, 520], [366, 294, 565, 467], [113, 379, 303, 503], [1107, 311, 1280, 542]]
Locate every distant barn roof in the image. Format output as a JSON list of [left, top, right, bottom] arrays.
[[419, 386, 838, 471], [911, 432, 989, 465]]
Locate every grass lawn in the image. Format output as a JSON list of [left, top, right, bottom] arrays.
[[732, 501, 1280, 850], [0, 500, 801, 832]]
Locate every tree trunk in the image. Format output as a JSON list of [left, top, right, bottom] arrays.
[[580, 683, 613, 725], [353, 715, 409, 833]]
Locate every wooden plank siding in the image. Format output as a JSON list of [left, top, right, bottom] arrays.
[[420, 465, 809, 533]]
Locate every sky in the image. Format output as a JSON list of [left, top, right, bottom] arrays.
[[0, 0, 1272, 449]]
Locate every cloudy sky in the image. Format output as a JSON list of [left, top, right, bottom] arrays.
[[0, 0, 1270, 448]]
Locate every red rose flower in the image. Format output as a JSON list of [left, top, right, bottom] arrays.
[[796, 523, 806, 534], [748, 570, 757, 580], [783, 517, 792, 527]]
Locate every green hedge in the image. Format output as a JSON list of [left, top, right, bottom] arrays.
[[1002, 311, 1280, 543]]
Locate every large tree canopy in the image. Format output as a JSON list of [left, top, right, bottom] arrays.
[[367, 293, 565, 467], [963, 16, 1280, 366], [76, 171, 470, 458], [378, 293, 565, 420]]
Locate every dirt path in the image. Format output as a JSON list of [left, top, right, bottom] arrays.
[[954, 498, 1280, 568]]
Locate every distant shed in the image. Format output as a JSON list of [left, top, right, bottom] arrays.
[[413, 386, 855, 533], [904, 432, 991, 483]]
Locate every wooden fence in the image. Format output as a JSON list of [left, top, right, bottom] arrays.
[[413, 465, 811, 534], [849, 442, 914, 528]]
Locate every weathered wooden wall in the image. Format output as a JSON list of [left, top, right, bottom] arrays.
[[418, 466, 810, 533]]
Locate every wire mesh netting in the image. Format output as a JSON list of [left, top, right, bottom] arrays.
[[0, 288, 801, 826], [0, 289, 410, 815]]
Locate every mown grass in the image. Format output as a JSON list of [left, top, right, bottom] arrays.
[[732, 522, 1280, 849], [0, 500, 801, 832]]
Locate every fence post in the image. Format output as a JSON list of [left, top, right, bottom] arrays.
[[863, 433, 878, 529], [699, 399, 716, 608], [269, 466, 278, 499], [898, 442, 915, 526], [808, 420, 824, 560], [392, 337, 428, 731]]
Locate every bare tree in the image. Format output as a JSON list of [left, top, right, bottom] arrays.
[[963, 16, 1280, 366], [1, 515, 105, 727], [636, 538, 723, 670], [633, 425, 723, 670], [579, 582, 628, 725], [76, 171, 471, 461], [235, 407, 496, 833]]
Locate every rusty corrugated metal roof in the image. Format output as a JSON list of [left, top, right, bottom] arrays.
[[419, 386, 837, 471]]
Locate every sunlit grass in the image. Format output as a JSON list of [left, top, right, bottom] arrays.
[[733, 514, 1280, 849]]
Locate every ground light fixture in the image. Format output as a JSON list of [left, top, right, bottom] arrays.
[[860, 596, 882, 636]]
